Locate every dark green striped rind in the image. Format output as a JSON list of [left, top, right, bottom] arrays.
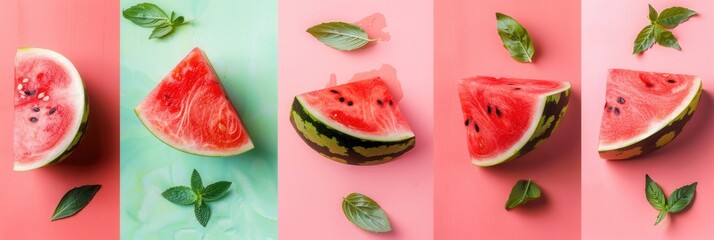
[[599, 84, 701, 160], [290, 97, 415, 166], [476, 88, 570, 166]]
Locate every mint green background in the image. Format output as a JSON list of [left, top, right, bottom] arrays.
[[119, 1, 277, 239]]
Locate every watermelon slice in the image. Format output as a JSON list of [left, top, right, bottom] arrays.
[[458, 76, 570, 166], [598, 69, 702, 160], [135, 48, 254, 156], [290, 78, 415, 165], [14, 48, 88, 171]]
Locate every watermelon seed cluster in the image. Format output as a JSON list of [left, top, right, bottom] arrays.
[[331, 88, 393, 107]]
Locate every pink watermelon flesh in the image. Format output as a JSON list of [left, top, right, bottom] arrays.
[[458, 76, 570, 166], [14, 48, 87, 171], [599, 69, 701, 151], [298, 78, 413, 141], [135, 48, 253, 156]]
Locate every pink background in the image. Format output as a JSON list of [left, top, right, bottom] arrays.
[[434, 0, 581, 239], [278, 0, 434, 239], [582, 1, 714, 239], [0, 0, 120, 239]]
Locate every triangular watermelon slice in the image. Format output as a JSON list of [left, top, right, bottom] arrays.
[[290, 78, 415, 165], [135, 48, 253, 157], [598, 69, 702, 160], [458, 76, 570, 166]]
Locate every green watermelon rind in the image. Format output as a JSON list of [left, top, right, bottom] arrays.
[[598, 79, 702, 160], [13, 48, 89, 171], [133, 108, 255, 157], [472, 87, 571, 167], [290, 97, 416, 166]]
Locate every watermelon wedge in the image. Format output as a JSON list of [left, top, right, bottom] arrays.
[[135, 48, 254, 157], [290, 78, 415, 165], [598, 69, 702, 160], [458, 76, 570, 166], [14, 48, 88, 171]]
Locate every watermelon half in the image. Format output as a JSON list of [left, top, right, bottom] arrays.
[[290, 78, 415, 165], [14, 48, 88, 171], [598, 69, 702, 160], [135, 48, 254, 157], [458, 76, 570, 166]]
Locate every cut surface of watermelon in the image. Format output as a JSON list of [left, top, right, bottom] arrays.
[[290, 77, 415, 165], [14, 48, 88, 171], [598, 69, 701, 159], [135, 47, 253, 156], [458, 76, 570, 166]]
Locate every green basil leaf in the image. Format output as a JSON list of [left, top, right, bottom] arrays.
[[306, 22, 374, 51], [654, 26, 681, 50], [342, 192, 392, 233], [657, 7, 696, 28], [203, 181, 232, 202], [149, 22, 174, 39], [161, 186, 197, 205], [648, 4, 658, 22], [645, 174, 666, 210], [194, 201, 211, 227], [51, 185, 101, 221], [633, 24, 656, 54], [668, 182, 697, 213], [173, 16, 185, 26], [496, 12, 535, 63], [190, 169, 203, 193], [655, 208, 668, 226], [505, 179, 542, 210], [122, 3, 169, 28]]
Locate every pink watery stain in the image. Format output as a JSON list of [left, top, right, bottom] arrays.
[[354, 13, 390, 48], [324, 64, 403, 103]]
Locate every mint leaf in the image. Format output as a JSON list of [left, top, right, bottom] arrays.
[[654, 26, 681, 50], [496, 13, 535, 63], [648, 4, 658, 22], [505, 179, 542, 210], [203, 181, 232, 202], [122, 3, 189, 39], [191, 169, 203, 194], [633, 24, 656, 54], [655, 207, 668, 226], [51, 185, 101, 221], [122, 3, 169, 28], [161, 186, 197, 205], [342, 192, 392, 233], [194, 201, 211, 227], [668, 182, 697, 213], [306, 22, 375, 51], [657, 7, 696, 28], [645, 174, 666, 210]]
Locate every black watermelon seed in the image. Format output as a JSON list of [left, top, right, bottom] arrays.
[[514, 87, 521, 90], [617, 97, 625, 104], [330, 89, 339, 94], [607, 106, 612, 112], [464, 119, 470, 126], [496, 108, 502, 117], [614, 107, 620, 115], [32, 107, 40, 112], [487, 105, 492, 114], [377, 100, 383, 105], [49, 107, 57, 115], [339, 97, 345, 102], [25, 90, 36, 96], [389, 100, 393, 106], [667, 79, 676, 83], [347, 101, 353, 106], [507, 83, 514, 85], [474, 123, 480, 132], [30, 117, 38, 123]]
